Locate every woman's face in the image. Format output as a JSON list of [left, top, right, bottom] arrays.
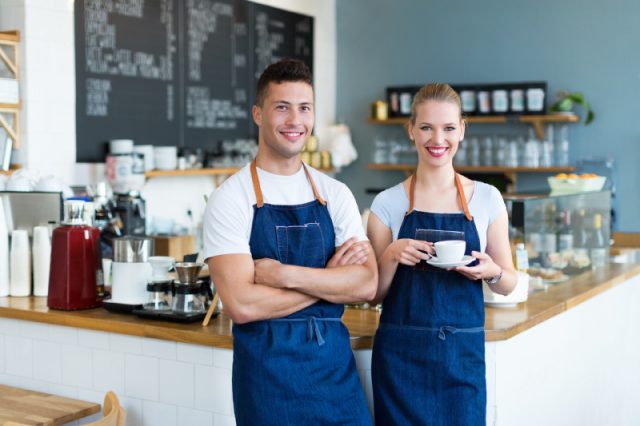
[[408, 100, 465, 168]]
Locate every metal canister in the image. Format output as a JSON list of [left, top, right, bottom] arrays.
[[113, 236, 154, 263], [320, 151, 332, 170], [310, 151, 322, 169]]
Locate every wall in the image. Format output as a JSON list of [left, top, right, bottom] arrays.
[[336, 0, 640, 231], [0, 0, 336, 228]]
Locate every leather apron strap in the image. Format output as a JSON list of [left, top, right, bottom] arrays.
[[251, 159, 327, 208], [406, 172, 473, 221]]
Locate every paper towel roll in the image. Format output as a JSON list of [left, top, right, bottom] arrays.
[[10, 229, 31, 297], [32, 225, 51, 297]]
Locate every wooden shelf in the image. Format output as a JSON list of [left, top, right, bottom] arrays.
[[368, 113, 579, 139], [368, 163, 576, 191], [368, 163, 575, 174], [144, 167, 241, 178], [145, 166, 336, 179], [0, 103, 20, 110]]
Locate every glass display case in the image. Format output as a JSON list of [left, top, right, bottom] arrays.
[[504, 190, 611, 283]]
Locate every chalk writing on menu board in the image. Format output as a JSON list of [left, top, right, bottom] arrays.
[[75, 0, 313, 162]]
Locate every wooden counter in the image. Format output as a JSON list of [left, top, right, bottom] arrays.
[[0, 262, 638, 349]]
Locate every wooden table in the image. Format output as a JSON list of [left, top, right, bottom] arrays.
[[0, 384, 100, 425]]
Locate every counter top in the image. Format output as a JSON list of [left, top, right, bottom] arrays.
[[0, 262, 638, 349]]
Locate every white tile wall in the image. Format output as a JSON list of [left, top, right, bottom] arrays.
[[78, 329, 110, 350], [110, 334, 143, 354], [158, 360, 194, 408], [177, 342, 213, 366], [62, 345, 93, 388], [0, 316, 378, 425], [143, 338, 177, 360], [143, 400, 177, 426], [92, 350, 125, 395], [125, 354, 159, 400], [5, 335, 33, 377], [33, 340, 62, 383], [0, 319, 240, 425], [177, 407, 213, 426]]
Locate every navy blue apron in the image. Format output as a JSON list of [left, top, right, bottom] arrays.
[[371, 173, 486, 426], [232, 160, 372, 426]]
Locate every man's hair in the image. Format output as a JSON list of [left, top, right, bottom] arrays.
[[255, 58, 313, 106]]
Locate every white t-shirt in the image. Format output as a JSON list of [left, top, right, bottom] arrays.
[[203, 163, 366, 259], [370, 180, 506, 252]]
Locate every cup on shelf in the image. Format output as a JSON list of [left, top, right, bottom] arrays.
[[154, 146, 178, 170], [134, 145, 155, 171], [109, 139, 134, 155]]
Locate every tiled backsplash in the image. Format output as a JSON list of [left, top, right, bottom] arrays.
[[0, 318, 374, 426]]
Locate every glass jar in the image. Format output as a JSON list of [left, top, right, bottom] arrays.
[[172, 284, 206, 314], [144, 280, 173, 311]]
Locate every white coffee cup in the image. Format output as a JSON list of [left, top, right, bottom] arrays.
[[109, 139, 134, 155], [154, 146, 178, 170], [434, 240, 466, 263]]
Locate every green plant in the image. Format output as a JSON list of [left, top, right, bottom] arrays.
[[550, 91, 594, 125]]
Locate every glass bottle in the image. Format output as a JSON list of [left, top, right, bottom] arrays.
[[588, 213, 607, 268], [556, 124, 570, 166], [557, 209, 574, 252], [573, 209, 589, 255], [524, 128, 540, 167], [515, 243, 529, 273]]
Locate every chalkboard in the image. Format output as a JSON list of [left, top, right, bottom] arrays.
[[75, 0, 314, 162]]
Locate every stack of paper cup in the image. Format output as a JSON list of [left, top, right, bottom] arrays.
[[10, 229, 31, 297], [32, 226, 51, 297]]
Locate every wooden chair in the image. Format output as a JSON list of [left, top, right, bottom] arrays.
[[86, 391, 127, 426]]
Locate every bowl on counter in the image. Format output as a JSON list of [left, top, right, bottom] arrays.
[[548, 175, 606, 195]]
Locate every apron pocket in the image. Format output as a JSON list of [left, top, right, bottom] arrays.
[[275, 223, 326, 267]]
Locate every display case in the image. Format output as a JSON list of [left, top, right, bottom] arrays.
[[505, 190, 611, 283]]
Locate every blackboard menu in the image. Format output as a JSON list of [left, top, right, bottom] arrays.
[[75, 0, 314, 162]]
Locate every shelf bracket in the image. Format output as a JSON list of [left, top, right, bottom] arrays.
[[531, 120, 545, 140]]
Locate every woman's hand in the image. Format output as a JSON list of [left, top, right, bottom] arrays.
[[387, 238, 434, 266], [454, 250, 502, 281]]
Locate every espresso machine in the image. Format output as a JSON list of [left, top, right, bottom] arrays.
[[113, 192, 146, 236]]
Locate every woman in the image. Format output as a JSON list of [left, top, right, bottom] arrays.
[[368, 83, 517, 425]]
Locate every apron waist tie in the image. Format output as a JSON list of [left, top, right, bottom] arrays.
[[437, 325, 484, 340], [270, 317, 342, 346]]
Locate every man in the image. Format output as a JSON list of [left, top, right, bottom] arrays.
[[203, 58, 377, 425]]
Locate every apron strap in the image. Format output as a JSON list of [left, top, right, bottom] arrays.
[[250, 160, 264, 208], [406, 172, 473, 221], [406, 174, 417, 215], [454, 173, 474, 221], [301, 163, 327, 206], [250, 159, 327, 209]]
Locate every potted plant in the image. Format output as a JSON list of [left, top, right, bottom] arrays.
[[550, 91, 594, 124]]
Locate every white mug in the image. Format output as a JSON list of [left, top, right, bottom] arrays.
[[434, 240, 466, 263]]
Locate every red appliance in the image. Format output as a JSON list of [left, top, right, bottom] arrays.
[[48, 201, 103, 310]]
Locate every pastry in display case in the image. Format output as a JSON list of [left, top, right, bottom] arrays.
[[504, 190, 611, 286]]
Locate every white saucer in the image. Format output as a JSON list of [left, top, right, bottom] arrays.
[[427, 255, 475, 269], [484, 301, 519, 308]]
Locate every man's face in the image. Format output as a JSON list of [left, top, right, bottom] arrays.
[[253, 81, 314, 160]]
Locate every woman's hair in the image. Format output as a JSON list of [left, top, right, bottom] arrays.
[[409, 83, 462, 125]]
